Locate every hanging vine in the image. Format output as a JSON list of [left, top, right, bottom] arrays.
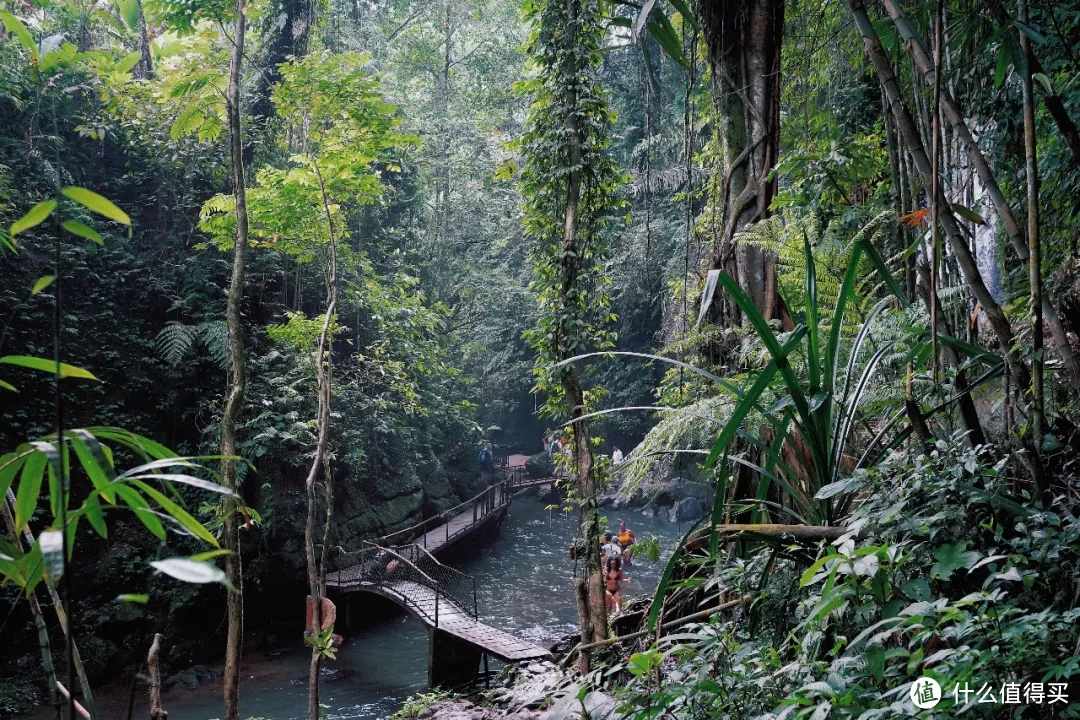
[[518, 0, 625, 657]]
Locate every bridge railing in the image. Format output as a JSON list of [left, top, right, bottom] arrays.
[[398, 544, 478, 619], [375, 481, 509, 549], [328, 543, 479, 626]]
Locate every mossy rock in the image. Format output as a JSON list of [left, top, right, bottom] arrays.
[[525, 452, 555, 479]]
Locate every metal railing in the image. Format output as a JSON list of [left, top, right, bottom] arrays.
[[329, 542, 478, 627], [375, 481, 510, 549]]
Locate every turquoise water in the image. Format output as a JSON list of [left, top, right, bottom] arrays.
[[155, 498, 690, 720]]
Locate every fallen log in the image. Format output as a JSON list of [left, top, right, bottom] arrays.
[[684, 524, 851, 553]]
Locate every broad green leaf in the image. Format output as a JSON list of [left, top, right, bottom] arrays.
[[31, 275, 55, 295], [151, 557, 230, 585], [865, 643, 885, 681], [1032, 72, 1053, 94], [15, 451, 47, 529], [994, 43, 1011, 87], [61, 220, 103, 244], [116, 0, 141, 30], [0, 12, 39, 60], [115, 50, 141, 72], [10, 200, 56, 236], [61, 187, 131, 226], [930, 542, 980, 580], [38, 529, 64, 581], [900, 578, 932, 601], [0, 356, 99, 380]]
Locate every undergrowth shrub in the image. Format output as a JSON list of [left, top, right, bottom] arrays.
[[603, 436, 1080, 718]]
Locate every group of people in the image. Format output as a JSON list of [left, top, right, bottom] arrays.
[[542, 428, 570, 457], [600, 522, 635, 613]]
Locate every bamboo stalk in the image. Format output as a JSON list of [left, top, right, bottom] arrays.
[[55, 682, 92, 720], [5, 489, 98, 720]]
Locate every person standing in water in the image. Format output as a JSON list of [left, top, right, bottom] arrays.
[[617, 521, 635, 564], [605, 557, 627, 613]]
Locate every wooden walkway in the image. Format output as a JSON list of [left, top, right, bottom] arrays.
[[326, 475, 551, 665], [332, 577, 549, 662]]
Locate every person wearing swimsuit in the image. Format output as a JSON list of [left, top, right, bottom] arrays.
[[617, 522, 635, 564], [605, 557, 627, 613]]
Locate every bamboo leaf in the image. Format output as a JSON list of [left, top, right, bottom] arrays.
[[61, 220, 103, 244], [0, 454, 27, 499], [115, 593, 149, 603], [61, 187, 131, 226], [0, 356, 99, 380], [31, 275, 56, 295], [15, 451, 47, 529], [113, 485, 165, 539], [11, 200, 56, 236], [0, 379, 16, 392], [128, 479, 219, 546], [151, 557, 230, 586], [38, 529, 64, 581], [646, 16, 688, 69], [667, 0, 698, 29], [950, 203, 985, 225]]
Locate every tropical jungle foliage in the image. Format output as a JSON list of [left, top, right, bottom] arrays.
[[3, 0, 1080, 717]]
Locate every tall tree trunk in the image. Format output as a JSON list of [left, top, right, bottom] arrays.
[[880, 0, 1080, 388], [305, 159, 339, 720], [849, 0, 1031, 395], [559, 0, 606, 652], [221, 4, 249, 720], [135, 0, 153, 80], [1019, 0, 1047, 503], [698, 0, 784, 316]]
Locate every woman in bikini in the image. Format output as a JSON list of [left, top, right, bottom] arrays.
[[604, 557, 627, 613]]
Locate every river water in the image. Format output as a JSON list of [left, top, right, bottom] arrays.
[[158, 498, 690, 720]]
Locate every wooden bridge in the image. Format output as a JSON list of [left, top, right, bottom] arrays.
[[326, 466, 557, 685]]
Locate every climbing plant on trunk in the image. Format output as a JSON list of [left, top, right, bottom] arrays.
[[519, 0, 624, 666]]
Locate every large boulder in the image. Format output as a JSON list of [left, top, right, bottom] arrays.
[[669, 496, 705, 522], [680, 481, 714, 510], [525, 452, 555, 479]]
